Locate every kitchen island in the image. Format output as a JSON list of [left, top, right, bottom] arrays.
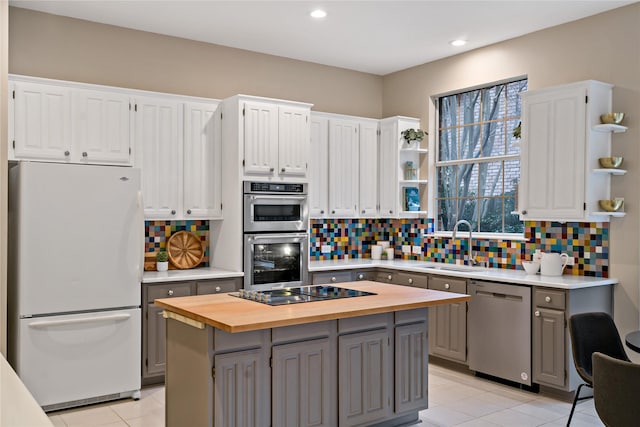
[[155, 281, 470, 427]]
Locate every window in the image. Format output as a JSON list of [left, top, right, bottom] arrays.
[[436, 79, 527, 234]]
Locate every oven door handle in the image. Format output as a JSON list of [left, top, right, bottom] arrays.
[[250, 233, 308, 240], [249, 195, 307, 201]]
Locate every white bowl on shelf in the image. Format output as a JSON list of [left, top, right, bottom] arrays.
[[522, 261, 540, 275]]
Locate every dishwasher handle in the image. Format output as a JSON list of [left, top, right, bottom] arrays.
[[475, 289, 523, 302]]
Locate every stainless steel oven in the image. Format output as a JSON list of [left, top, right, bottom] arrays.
[[243, 182, 309, 291], [244, 233, 308, 291], [243, 182, 308, 233]]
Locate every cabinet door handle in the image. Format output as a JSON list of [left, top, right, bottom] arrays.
[[168, 289, 174, 296], [187, 209, 192, 215], [64, 150, 70, 156], [362, 210, 365, 214], [522, 210, 528, 215], [171, 210, 176, 215], [545, 296, 552, 303], [389, 210, 393, 214], [82, 151, 88, 157], [331, 277, 337, 283], [320, 210, 325, 214], [444, 283, 450, 290], [408, 278, 414, 284], [331, 210, 336, 214], [215, 286, 221, 292], [534, 310, 540, 317], [281, 168, 286, 173], [269, 167, 275, 172]]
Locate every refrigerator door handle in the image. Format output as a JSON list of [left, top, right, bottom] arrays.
[[28, 313, 132, 328], [137, 191, 144, 283]]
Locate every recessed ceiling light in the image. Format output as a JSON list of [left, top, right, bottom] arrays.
[[310, 9, 327, 19], [450, 39, 467, 47]]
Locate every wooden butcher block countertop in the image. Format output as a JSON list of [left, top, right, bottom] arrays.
[[155, 281, 471, 333]]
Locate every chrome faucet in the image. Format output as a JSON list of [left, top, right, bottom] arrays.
[[452, 220, 477, 266]]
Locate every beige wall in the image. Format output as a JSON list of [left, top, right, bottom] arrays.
[[383, 3, 640, 344], [1, 0, 8, 356], [8, 7, 383, 118]]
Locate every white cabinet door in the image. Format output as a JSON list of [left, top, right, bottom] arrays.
[[244, 101, 278, 176], [359, 120, 379, 217], [309, 115, 329, 217], [183, 102, 222, 219], [135, 97, 182, 219], [12, 82, 71, 161], [520, 85, 586, 221], [379, 120, 398, 217], [328, 119, 359, 217], [278, 106, 309, 178], [72, 89, 131, 165]]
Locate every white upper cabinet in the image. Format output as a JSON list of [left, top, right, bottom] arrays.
[[10, 80, 132, 165], [278, 106, 310, 177], [183, 102, 222, 219], [72, 89, 131, 165], [328, 119, 359, 217], [309, 115, 329, 217], [240, 97, 311, 181], [379, 120, 399, 217], [135, 96, 183, 219], [519, 80, 619, 222], [358, 120, 379, 217], [11, 81, 72, 162], [243, 101, 279, 176]]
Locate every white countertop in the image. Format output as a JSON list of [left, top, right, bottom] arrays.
[[1, 354, 53, 427], [309, 259, 618, 290], [142, 267, 244, 284]]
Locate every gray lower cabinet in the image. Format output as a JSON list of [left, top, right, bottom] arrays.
[[427, 276, 467, 363], [311, 269, 375, 284], [339, 328, 393, 426], [214, 348, 269, 427], [142, 277, 242, 384], [395, 321, 428, 413], [272, 337, 335, 427], [394, 271, 429, 288], [532, 285, 612, 392]]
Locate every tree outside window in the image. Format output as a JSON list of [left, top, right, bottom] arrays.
[[437, 79, 527, 234]]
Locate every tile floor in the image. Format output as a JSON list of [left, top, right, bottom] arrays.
[[48, 364, 604, 427]]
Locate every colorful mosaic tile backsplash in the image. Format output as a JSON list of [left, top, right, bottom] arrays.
[[309, 219, 609, 277], [145, 220, 210, 267]]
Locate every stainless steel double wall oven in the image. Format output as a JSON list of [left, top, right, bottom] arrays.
[[243, 182, 309, 291]]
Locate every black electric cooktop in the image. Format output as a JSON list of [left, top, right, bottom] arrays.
[[232, 285, 377, 306]]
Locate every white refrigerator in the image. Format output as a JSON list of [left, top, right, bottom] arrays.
[[8, 162, 143, 411]]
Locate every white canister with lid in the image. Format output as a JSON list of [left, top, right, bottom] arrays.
[[385, 247, 394, 260], [371, 245, 383, 260]]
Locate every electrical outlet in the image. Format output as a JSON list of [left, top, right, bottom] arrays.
[[566, 257, 575, 266], [321, 245, 332, 254], [412, 245, 422, 255], [402, 245, 411, 254]]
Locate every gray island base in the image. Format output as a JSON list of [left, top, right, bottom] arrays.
[[157, 281, 470, 427]]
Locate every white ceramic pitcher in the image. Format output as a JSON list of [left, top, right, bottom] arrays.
[[540, 252, 569, 276]]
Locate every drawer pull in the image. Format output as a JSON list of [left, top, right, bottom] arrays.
[[358, 274, 364, 280], [408, 278, 413, 284], [387, 275, 392, 281], [215, 286, 221, 292], [168, 289, 174, 296], [535, 310, 540, 317], [331, 277, 337, 283], [545, 296, 552, 303], [444, 283, 450, 290]]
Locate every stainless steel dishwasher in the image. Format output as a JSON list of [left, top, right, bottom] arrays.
[[468, 280, 532, 386]]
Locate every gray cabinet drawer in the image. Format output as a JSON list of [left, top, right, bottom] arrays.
[[428, 276, 466, 294], [395, 308, 427, 325], [196, 278, 241, 295], [353, 270, 376, 281], [375, 270, 396, 284], [147, 281, 193, 302], [312, 271, 353, 284], [534, 288, 566, 310], [395, 272, 428, 288], [272, 320, 336, 344], [339, 313, 392, 334]]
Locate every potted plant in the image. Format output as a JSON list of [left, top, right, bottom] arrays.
[[401, 128, 427, 146], [156, 250, 169, 272]]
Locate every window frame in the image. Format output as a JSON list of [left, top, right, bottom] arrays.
[[432, 77, 527, 238]]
